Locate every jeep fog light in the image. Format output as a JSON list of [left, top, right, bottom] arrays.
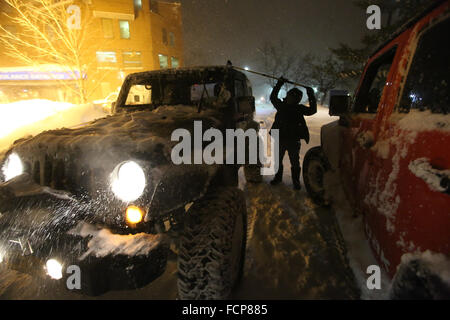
[[126, 205, 144, 224], [45, 259, 63, 280], [111, 161, 146, 202], [2, 153, 23, 182]]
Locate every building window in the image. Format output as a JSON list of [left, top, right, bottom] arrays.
[[119, 20, 130, 39], [101, 18, 113, 39], [150, 0, 159, 13], [169, 32, 175, 47], [171, 57, 179, 68], [123, 51, 142, 69], [96, 51, 117, 69], [162, 28, 168, 45], [134, 0, 142, 11], [158, 54, 168, 69]]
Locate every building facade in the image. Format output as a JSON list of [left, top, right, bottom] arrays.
[[0, 0, 184, 102]]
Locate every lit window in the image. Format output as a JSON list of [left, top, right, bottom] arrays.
[[123, 51, 142, 69], [96, 51, 117, 69], [119, 20, 130, 39], [171, 57, 179, 68], [102, 18, 113, 39], [158, 54, 168, 69], [169, 32, 175, 47]]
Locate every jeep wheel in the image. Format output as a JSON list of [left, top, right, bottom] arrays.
[[178, 187, 247, 299], [303, 146, 330, 206]]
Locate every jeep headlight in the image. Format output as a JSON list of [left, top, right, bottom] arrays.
[[111, 161, 146, 202], [2, 153, 23, 182]]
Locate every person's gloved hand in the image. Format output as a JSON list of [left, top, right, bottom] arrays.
[[306, 86, 315, 96], [278, 76, 288, 84]]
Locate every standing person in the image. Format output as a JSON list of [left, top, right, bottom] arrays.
[[270, 77, 317, 190]]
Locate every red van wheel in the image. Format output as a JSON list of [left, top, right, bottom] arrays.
[[303, 146, 330, 206]]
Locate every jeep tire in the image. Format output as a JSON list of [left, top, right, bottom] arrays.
[[177, 187, 247, 299]]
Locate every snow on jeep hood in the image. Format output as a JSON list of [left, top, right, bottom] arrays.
[[7, 105, 223, 169]]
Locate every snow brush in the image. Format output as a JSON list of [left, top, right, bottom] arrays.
[[229, 61, 308, 88]]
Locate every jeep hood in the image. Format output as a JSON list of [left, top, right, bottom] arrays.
[[1, 106, 224, 219]]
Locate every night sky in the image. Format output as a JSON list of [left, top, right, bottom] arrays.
[[177, 0, 368, 64], [176, 0, 369, 93]]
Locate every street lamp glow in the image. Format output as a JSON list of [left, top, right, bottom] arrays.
[[244, 66, 249, 71]]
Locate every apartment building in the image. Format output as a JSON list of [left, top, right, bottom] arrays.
[[0, 0, 184, 102]]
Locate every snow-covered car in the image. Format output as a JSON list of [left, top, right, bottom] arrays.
[[92, 91, 119, 114], [303, 1, 450, 299], [0, 66, 260, 298]]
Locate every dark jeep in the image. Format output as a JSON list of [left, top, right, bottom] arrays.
[[0, 66, 261, 299]]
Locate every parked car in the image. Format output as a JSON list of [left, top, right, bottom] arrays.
[[303, 0, 450, 299], [92, 91, 119, 114]]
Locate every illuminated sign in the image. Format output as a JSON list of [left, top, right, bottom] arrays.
[[0, 70, 84, 81]]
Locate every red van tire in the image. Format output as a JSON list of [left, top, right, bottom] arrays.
[[390, 259, 450, 300], [303, 146, 331, 206]]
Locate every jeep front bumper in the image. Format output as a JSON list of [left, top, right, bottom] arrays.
[[0, 174, 168, 296]]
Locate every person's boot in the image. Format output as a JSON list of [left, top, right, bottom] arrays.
[[292, 166, 301, 190], [270, 166, 283, 185]]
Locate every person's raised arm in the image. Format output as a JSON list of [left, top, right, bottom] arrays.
[[302, 86, 317, 116], [270, 77, 286, 110]]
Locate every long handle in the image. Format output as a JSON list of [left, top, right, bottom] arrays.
[[232, 66, 309, 88]]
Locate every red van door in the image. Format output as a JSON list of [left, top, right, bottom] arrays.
[[364, 15, 450, 277], [339, 45, 399, 217]]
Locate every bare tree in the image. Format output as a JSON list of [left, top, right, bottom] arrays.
[[258, 40, 307, 89], [306, 55, 344, 105], [0, 0, 105, 103]]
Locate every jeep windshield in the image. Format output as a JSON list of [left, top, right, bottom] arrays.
[[123, 79, 226, 109]]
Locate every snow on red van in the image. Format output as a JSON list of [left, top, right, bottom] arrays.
[[303, 0, 450, 298]]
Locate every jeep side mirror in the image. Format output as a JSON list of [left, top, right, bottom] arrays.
[[237, 96, 255, 114], [329, 90, 350, 116]]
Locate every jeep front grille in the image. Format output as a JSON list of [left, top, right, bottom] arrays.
[[32, 156, 66, 190]]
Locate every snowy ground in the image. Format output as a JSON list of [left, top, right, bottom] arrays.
[[0, 102, 387, 299]]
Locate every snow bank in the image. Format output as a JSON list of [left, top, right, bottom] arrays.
[[0, 99, 107, 152], [69, 222, 164, 260]]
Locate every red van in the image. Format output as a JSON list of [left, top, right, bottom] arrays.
[[303, 0, 450, 298]]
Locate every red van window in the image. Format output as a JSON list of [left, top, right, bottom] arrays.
[[353, 47, 397, 114], [398, 18, 450, 114]]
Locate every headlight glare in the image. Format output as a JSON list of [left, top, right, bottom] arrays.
[[111, 161, 146, 202], [2, 153, 23, 182], [46, 259, 63, 280], [126, 205, 144, 224]]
